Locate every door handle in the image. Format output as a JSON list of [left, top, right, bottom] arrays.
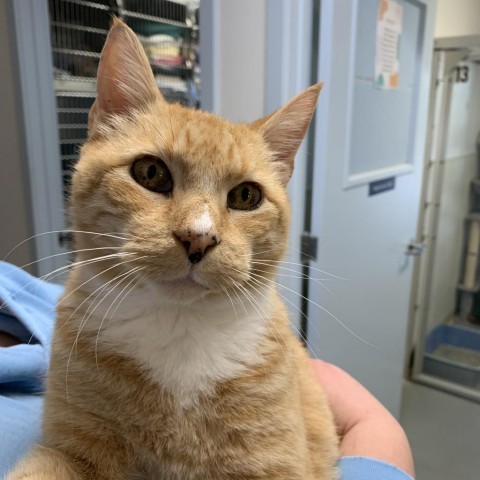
[[406, 241, 426, 256]]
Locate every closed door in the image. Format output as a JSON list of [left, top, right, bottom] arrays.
[[307, 0, 437, 416]]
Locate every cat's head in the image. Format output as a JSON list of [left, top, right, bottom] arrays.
[[71, 19, 320, 305]]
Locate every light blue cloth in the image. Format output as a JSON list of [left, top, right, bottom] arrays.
[[0, 261, 414, 479], [339, 456, 414, 480], [0, 262, 63, 393], [0, 261, 63, 478], [0, 394, 44, 478]]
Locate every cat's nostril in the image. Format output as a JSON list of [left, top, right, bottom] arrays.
[[188, 252, 204, 264], [175, 231, 220, 263]]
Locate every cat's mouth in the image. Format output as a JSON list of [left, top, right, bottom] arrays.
[[159, 271, 210, 294], [169, 277, 207, 290]]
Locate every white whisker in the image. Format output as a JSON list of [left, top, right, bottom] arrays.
[[60, 256, 147, 330], [65, 262, 145, 402], [223, 276, 274, 385], [0, 253, 135, 313], [2, 230, 133, 262], [0, 246, 127, 283], [105, 272, 152, 332], [251, 266, 335, 295], [234, 280, 289, 362], [227, 264, 378, 349], [251, 259, 346, 280], [94, 267, 146, 366], [245, 273, 315, 352], [266, 274, 377, 349], [220, 283, 240, 323]]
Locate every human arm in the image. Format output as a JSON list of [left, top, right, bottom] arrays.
[[311, 359, 415, 478]]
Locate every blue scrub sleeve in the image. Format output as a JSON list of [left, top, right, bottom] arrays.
[[0, 261, 63, 478], [0, 262, 63, 393], [339, 456, 415, 479], [0, 394, 44, 479]]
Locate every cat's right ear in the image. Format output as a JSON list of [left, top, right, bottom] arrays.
[[88, 18, 163, 132], [251, 83, 322, 185]]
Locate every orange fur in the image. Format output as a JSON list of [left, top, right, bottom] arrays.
[[7, 21, 339, 480]]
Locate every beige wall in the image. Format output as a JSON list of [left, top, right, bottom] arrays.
[[435, 0, 480, 37], [0, 1, 34, 271]]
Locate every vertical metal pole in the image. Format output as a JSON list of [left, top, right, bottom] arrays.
[[411, 50, 456, 378], [300, 0, 321, 344]]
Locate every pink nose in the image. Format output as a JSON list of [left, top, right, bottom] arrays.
[[176, 231, 219, 264]]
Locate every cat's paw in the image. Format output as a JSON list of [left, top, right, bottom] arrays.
[[6, 468, 80, 480], [6, 446, 82, 480], [6, 475, 56, 480]]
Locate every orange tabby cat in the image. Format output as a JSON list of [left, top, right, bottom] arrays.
[[7, 19, 339, 480]]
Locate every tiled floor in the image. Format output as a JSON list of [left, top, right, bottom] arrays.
[[400, 381, 480, 480]]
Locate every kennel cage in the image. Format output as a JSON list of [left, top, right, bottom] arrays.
[[48, 0, 200, 202], [411, 36, 480, 402]]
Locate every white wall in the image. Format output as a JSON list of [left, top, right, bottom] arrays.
[[216, 0, 266, 122], [446, 63, 480, 159], [435, 0, 480, 37], [0, 1, 35, 272]]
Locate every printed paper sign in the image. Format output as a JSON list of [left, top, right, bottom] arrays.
[[375, 0, 403, 89]]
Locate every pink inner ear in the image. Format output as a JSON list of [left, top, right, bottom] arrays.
[[88, 100, 99, 131], [91, 20, 161, 125], [257, 84, 322, 184], [96, 26, 128, 115], [97, 67, 131, 116]]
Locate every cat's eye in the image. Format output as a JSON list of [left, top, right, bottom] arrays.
[[227, 182, 263, 211], [131, 156, 173, 194]]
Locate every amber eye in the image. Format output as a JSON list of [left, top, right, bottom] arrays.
[[131, 156, 173, 194], [227, 182, 263, 211]]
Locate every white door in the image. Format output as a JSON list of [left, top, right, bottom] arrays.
[[307, 0, 437, 416]]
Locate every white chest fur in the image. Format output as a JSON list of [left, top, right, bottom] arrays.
[[87, 282, 272, 406]]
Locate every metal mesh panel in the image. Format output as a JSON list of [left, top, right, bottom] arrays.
[[48, 0, 200, 200]]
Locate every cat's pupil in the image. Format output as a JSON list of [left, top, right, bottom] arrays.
[[147, 165, 157, 180], [226, 182, 261, 210]]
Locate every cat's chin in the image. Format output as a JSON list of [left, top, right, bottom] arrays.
[[156, 276, 212, 303]]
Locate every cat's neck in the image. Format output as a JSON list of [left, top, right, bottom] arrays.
[[70, 267, 277, 407]]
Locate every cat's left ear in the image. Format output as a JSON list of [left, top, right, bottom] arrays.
[[88, 18, 163, 132], [252, 83, 322, 184]]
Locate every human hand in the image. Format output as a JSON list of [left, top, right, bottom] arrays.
[[311, 360, 415, 477]]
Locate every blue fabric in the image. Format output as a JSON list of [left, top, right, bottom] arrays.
[[0, 262, 63, 478], [0, 262, 63, 393], [339, 456, 414, 480], [0, 394, 44, 479], [0, 262, 414, 479]]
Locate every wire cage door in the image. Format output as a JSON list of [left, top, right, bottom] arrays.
[[48, 0, 200, 202]]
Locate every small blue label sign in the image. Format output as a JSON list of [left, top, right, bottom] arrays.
[[369, 177, 395, 196]]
